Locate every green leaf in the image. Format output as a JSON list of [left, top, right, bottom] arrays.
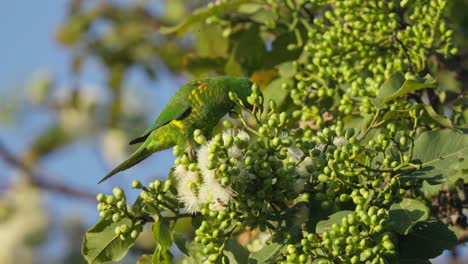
[[185, 56, 227, 75], [152, 219, 173, 264], [343, 115, 365, 134], [82, 217, 136, 264], [399, 219, 457, 259], [248, 241, 284, 264], [195, 24, 228, 57], [264, 32, 303, 68], [373, 73, 437, 107], [389, 198, 429, 235], [224, 239, 249, 264], [373, 72, 405, 107], [401, 129, 468, 186], [237, 3, 263, 14], [225, 54, 243, 76], [173, 232, 189, 256], [277, 62, 296, 78], [284, 202, 310, 237], [250, 9, 275, 25], [160, 0, 251, 36], [418, 104, 453, 128], [316, 211, 353, 234], [263, 77, 291, 111], [383, 104, 452, 129], [230, 25, 267, 75]]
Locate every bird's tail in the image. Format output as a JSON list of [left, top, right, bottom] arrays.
[[98, 144, 152, 184]]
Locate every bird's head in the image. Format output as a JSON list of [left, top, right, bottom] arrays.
[[225, 77, 263, 114]]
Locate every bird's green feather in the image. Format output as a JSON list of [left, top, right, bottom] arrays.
[[99, 77, 255, 183], [129, 82, 198, 144]]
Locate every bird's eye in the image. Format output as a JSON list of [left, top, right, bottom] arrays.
[[247, 104, 255, 111]]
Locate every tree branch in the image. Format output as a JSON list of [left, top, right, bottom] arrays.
[[0, 141, 96, 201]]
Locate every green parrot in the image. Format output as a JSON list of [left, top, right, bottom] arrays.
[[99, 77, 255, 183]]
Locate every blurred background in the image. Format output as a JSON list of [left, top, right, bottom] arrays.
[[0, 1, 206, 263], [0, 0, 466, 263]]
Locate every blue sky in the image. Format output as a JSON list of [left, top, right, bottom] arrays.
[[0, 1, 178, 260], [0, 0, 184, 183], [0, 1, 69, 85]]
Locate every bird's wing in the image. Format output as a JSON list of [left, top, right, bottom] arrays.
[[129, 84, 195, 145]]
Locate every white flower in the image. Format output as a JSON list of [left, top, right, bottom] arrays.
[[174, 164, 201, 214], [297, 157, 314, 177], [198, 179, 234, 212], [315, 143, 325, 151], [178, 188, 200, 214], [187, 129, 250, 212], [173, 164, 198, 183], [288, 146, 304, 162], [222, 129, 236, 142], [288, 146, 314, 177], [227, 145, 242, 159], [236, 130, 250, 141], [333, 136, 348, 147], [197, 143, 215, 182]]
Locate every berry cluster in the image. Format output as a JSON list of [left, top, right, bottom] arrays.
[[96, 187, 142, 241], [283, 206, 396, 264]]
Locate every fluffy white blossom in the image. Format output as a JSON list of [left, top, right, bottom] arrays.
[[288, 146, 314, 177], [227, 145, 242, 159], [333, 136, 348, 147], [288, 146, 304, 161], [178, 187, 200, 214], [174, 164, 201, 214], [236, 130, 250, 141], [173, 164, 199, 183], [196, 143, 215, 182], [176, 129, 252, 212], [297, 157, 314, 177], [315, 143, 326, 151], [198, 179, 234, 212]]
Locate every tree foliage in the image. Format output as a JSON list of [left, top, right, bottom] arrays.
[[59, 0, 468, 263]]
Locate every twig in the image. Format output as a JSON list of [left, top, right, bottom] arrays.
[[393, 32, 415, 73], [0, 141, 96, 201]]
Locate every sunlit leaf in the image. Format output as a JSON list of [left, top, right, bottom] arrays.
[[373, 73, 437, 107], [276, 62, 296, 78], [225, 54, 243, 76], [195, 24, 228, 57], [389, 198, 429, 235], [316, 211, 353, 234], [152, 219, 173, 264], [82, 217, 136, 264], [160, 0, 252, 36], [401, 129, 468, 186], [248, 241, 284, 264], [383, 104, 453, 128], [224, 239, 249, 264], [262, 77, 291, 111], [173, 232, 189, 256]]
